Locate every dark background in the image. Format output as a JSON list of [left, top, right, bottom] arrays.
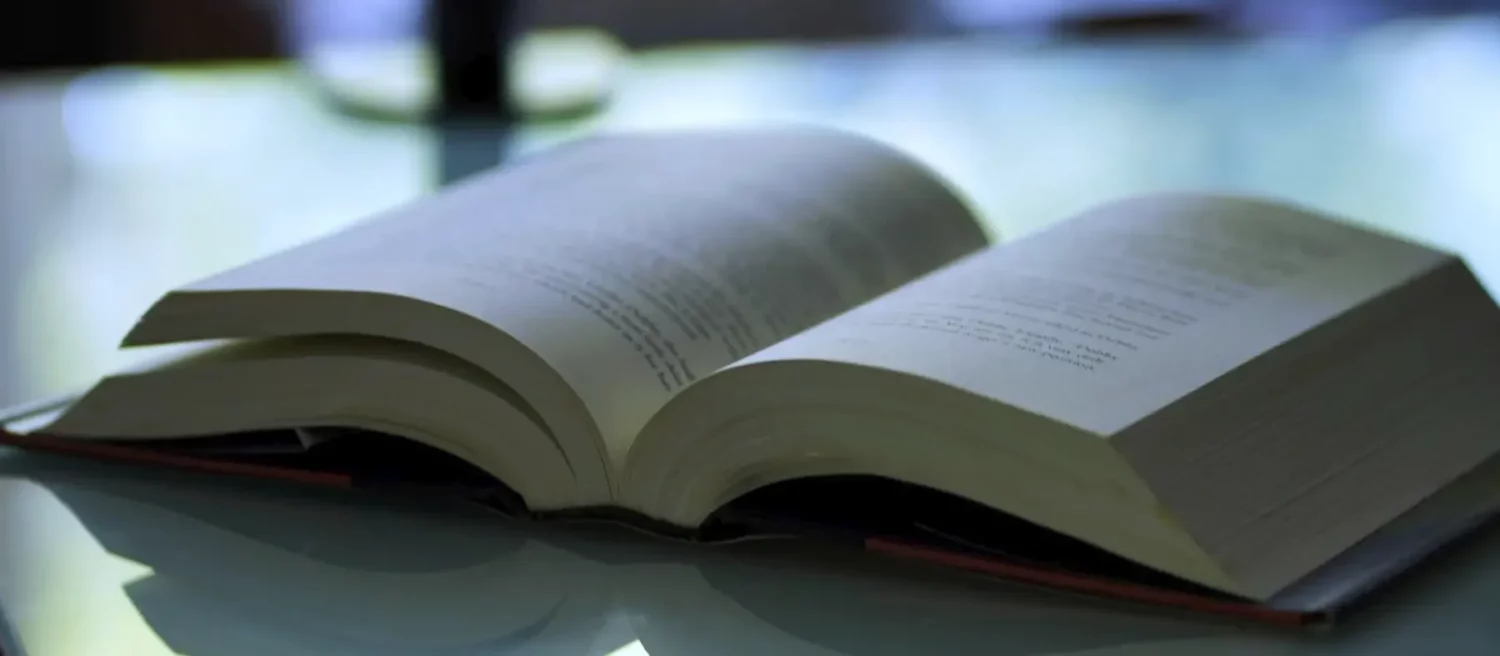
[[7, 1, 1499, 70]]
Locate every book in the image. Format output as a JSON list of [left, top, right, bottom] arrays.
[[4, 126, 1500, 625]]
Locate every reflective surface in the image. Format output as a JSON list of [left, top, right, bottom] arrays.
[[5, 18, 1500, 654], [2, 451, 1500, 655]]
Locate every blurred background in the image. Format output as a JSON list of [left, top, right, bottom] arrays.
[[5, 0, 1500, 407]]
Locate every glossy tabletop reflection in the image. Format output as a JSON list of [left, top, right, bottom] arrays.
[[3, 452, 1500, 656], [5, 17, 1500, 654]]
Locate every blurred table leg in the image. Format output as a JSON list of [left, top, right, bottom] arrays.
[[430, 0, 522, 122]]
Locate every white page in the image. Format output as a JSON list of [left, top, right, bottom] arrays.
[[175, 129, 988, 466], [740, 195, 1450, 435]]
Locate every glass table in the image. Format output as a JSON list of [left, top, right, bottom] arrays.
[[4, 17, 1500, 654], [2, 452, 1499, 655]]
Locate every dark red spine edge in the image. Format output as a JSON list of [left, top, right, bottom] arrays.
[[865, 537, 1315, 627]]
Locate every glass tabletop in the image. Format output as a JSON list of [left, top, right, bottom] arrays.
[[1, 450, 1498, 656], [4, 16, 1500, 654]]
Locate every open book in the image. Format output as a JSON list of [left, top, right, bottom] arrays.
[[5, 127, 1500, 622]]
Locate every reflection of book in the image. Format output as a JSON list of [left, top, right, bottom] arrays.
[[624, 559, 1223, 656], [7, 127, 1500, 622], [0, 455, 609, 656], [1, 458, 1216, 656], [5, 453, 1500, 655]]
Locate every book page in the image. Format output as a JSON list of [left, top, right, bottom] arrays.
[[739, 195, 1451, 434], [172, 129, 987, 467]]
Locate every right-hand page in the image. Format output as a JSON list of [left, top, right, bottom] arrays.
[[739, 195, 1451, 434]]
